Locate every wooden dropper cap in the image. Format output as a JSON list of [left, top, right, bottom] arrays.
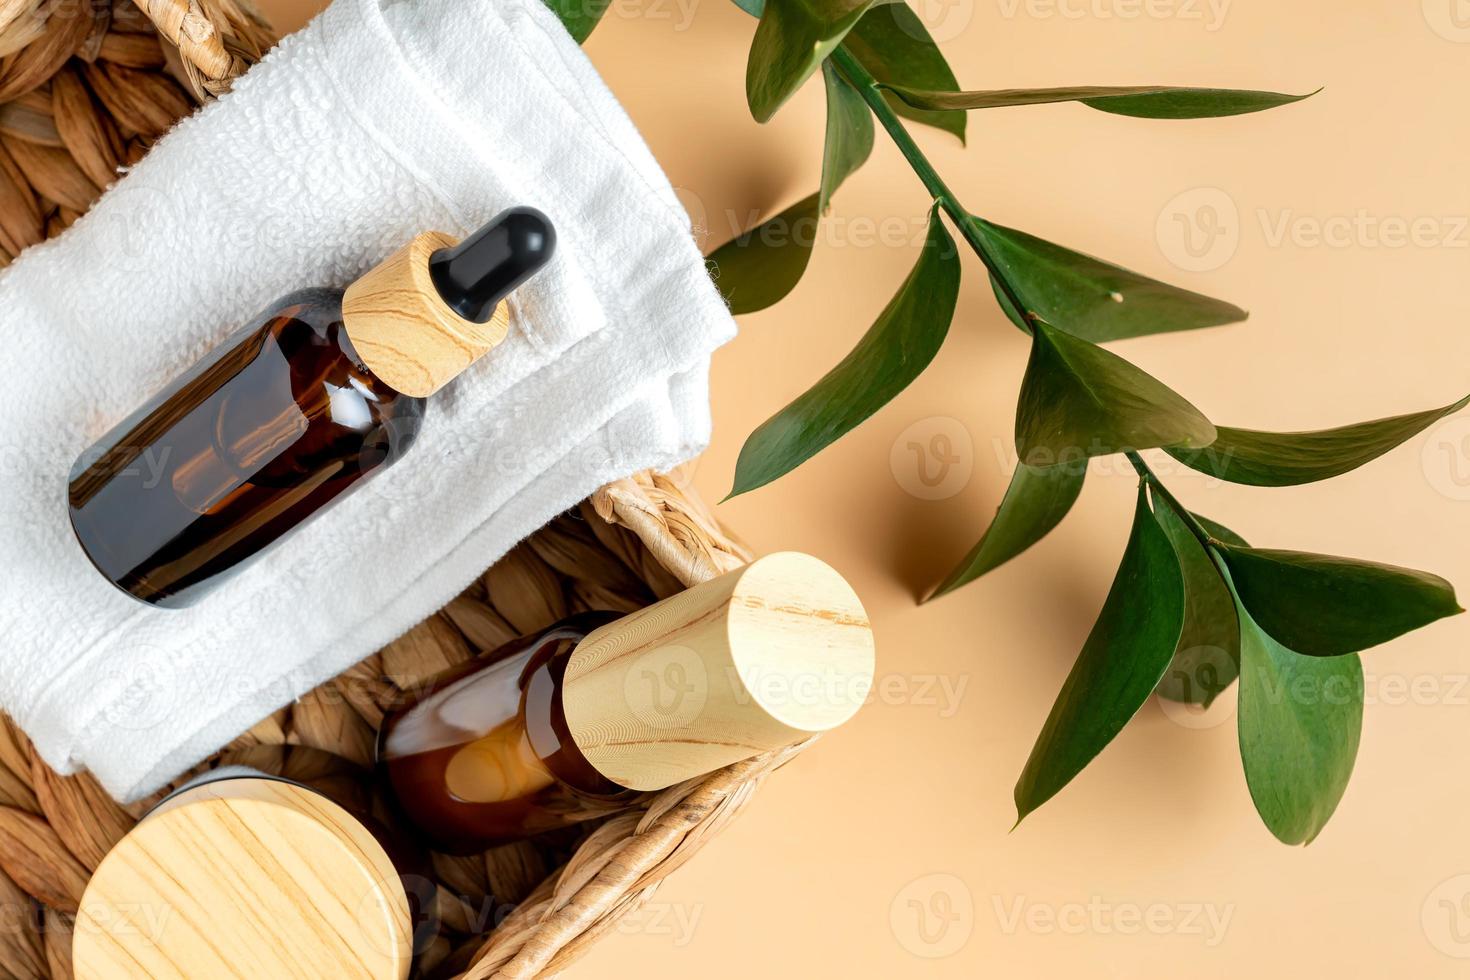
[[562, 552, 876, 791], [342, 207, 555, 397], [72, 777, 412, 979]]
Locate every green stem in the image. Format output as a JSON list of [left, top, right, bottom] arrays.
[[1125, 451, 1214, 547], [832, 43, 1220, 566], [835, 43, 1212, 554], [828, 45, 1034, 328]]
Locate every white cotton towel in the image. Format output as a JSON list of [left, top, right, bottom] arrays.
[[0, 0, 735, 801]]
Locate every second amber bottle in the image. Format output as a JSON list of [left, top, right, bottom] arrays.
[[378, 552, 876, 853]]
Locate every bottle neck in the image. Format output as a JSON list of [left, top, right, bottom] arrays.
[[378, 612, 633, 851], [522, 614, 628, 797], [380, 612, 628, 800]]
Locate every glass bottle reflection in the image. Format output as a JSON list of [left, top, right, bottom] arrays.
[[377, 612, 633, 854], [68, 287, 425, 607]]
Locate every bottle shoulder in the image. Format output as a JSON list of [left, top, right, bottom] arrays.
[[524, 612, 628, 797], [255, 289, 427, 431], [270, 286, 347, 317]]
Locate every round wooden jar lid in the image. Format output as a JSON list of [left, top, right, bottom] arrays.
[[72, 776, 412, 979]]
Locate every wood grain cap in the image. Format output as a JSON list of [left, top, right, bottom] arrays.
[[562, 552, 875, 791], [72, 778, 412, 980], [342, 231, 512, 397]]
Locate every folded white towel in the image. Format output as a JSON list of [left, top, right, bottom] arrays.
[[0, 0, 734, 801]]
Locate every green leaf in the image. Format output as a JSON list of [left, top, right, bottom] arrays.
[[1014, 320, 1217, 467], [706, 193, 820, 315], [841, 2, 966, 143], [1235, 591, 1363, 845], [746, 0, 873, 123], [1014, 485, 1185, 823], [970, 218, 1246, 342], [729, 205, 961, 496], [1166, 394, 1470, 487], [820, 61, 874, 214], [927, 461, 1086, 601], [543, 0, 614, 43], [1087, 87, 1320, 119], [884, 84, 1318, 119], [1217, 545, 1462, 657], [1153, 503, 1243, 707]]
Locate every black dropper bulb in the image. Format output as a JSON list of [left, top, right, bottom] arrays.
[[428, 207, 556, 323]]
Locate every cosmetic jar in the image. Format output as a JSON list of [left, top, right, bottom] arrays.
[[73, 760, 417, 979]]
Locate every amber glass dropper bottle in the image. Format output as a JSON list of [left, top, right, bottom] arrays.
[[67, 208, 555, 608], [377, 552, 876, 854]]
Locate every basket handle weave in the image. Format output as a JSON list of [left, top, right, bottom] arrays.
[[130, 0, 271, 96]]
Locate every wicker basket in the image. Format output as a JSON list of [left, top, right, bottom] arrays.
[[0, 5, 792, 977]]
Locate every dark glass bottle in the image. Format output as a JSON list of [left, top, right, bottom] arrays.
[[67, 208, 556, 607], [377, 612, 634, 855], [68, 289, 422, 607], [377, 553, 877, 855]]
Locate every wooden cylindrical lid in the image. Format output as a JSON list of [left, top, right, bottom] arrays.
[[562, 551, 876, 791], [72, 777, 413, 980], [341, 231, 512, 398]]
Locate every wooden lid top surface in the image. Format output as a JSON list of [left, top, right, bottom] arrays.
[[563, 551, 875, 791], [72, 778, 412, 980]]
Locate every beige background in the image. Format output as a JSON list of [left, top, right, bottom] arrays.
[[263, 0, 1470, 974]]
